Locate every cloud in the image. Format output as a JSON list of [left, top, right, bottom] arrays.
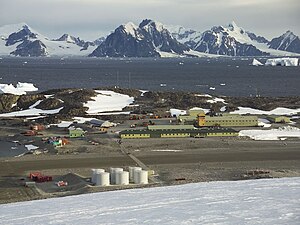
[[0, 0, 299, 40]]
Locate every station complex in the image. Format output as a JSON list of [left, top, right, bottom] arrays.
[[120, 109, 259, 139]]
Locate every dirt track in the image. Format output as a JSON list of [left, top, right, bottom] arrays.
[[1, 147, 299, 176]]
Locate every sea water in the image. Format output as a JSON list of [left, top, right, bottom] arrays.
[[0, 57, 299, 96]]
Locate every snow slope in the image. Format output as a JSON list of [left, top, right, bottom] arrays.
[[0, 177, 299, 225]]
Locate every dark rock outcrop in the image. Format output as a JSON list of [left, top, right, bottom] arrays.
[[11, 40, 48, 57], [0, 94, 20, 112], [5, 25, 37, 46], [16, 94, 45, 110]]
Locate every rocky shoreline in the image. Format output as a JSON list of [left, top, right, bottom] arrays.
[[1, 87, 300, 123]]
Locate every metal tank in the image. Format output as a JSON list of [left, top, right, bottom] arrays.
[[110, 168, 123, 185], [115, 171, 129, 185], [95, 172, 110, 186], [91, 169, 105, 183]]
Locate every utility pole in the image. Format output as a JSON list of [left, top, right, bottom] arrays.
[[128, 72, 131, 89]]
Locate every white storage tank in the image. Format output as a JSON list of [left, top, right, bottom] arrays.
[[135, 170, 148, 184], [115, 171, 129, 185], [133, 167, 142, 184], [110, 168, 123, 185], [95, 172, 110, 186], [129, 166, 137, 182], [91, 169, 105, 183]]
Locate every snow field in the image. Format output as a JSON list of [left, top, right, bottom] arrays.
[[0, 107, 63, 117], [84, 90, 134, 115], [239, 126, 300, 140], [0, 177, 299, 225], [0, 82, 38, 95], [231, 107, 300, 116]]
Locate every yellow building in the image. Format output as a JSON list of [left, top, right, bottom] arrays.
[[178, 109, 205, 124], [267, 116, 290, 123], [119, 127, 239, 139], [197, 114, 258, 127]]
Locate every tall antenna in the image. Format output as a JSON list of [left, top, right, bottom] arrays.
[[128, 72, 131, 89], [116, 71, 119, 87]]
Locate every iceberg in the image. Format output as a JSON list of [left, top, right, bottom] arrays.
[[251, 58, 263, 66], [265, 57, 299, 66]]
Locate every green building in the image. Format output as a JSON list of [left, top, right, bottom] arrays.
[[69, 127, 85, 138]]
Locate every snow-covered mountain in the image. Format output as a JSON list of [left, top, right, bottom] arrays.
[[169, 21, 300, 57], [1, 21, 299, 57], [190, 22, 269, 56], [166, 25, 202, 48], [268, 31, 300, 54], [90, 19, 190, 57], [0, 23, 97, 56], [94, 36, 106, 46]]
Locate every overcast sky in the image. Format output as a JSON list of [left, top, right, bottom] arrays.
[[1, 0, 299, 41]]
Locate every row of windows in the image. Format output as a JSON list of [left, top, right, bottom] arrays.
[[208, 132, 236, 135], [161, 133, 189, 136], [122, 132, 238, 137], [122, 134, 150, 137], [205, 120, 257, 123]]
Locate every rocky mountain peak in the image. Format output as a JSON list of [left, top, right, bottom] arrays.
[[55, 34, 77, 43], [282, 30, 297, 40], [5, 24, 37, 46], [228, 21, 239, 31], [90, 19, 189, 57], [121, 22, 139, 36], [268, 30, 300, 53], [139, 19, 165, 32]]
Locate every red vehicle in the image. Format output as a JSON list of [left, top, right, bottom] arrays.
[[29, 172, 52, 183]]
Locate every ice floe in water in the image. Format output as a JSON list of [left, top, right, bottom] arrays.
[[265, 57, 299, 66], [251, 58, 263, 66]]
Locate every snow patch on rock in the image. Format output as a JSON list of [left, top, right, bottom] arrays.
[[84, 90, 134, 115]]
